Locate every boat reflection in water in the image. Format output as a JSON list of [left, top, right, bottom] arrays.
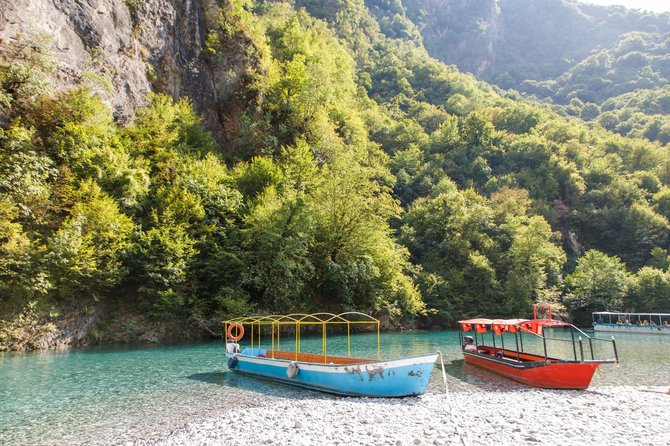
[[459, 307, 619, 390], [224, 312, 438, 398]]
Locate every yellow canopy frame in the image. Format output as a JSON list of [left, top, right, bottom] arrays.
[[224, 312, 381, 362]]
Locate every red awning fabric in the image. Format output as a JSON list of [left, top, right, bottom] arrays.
[[458, 317, 570, 335]]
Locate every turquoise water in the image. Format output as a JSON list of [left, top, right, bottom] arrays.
[[1, 330, 669, 445]]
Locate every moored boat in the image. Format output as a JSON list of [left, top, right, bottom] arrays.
[[224, 312, 438, 397], [593, 312, 670, 335], [458, 315, 618, 389]]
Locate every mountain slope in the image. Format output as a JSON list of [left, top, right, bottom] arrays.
[[401, 0, 670, 143], [2, 0, 670, 349]]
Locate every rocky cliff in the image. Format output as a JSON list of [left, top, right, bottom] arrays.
[[401, 0, 670, 89], [0, 0, 260, 144], [404, 0, 499, 77]]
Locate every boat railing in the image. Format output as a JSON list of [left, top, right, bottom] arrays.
[[521, 324, 619, 363], [459, 318, 619, 364]]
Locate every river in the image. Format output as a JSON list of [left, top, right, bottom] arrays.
[[1, 330, 668, 445]]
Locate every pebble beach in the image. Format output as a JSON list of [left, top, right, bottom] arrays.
[[139, 386, 670, 446]]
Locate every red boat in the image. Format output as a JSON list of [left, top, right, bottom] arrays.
[[459, 312, 618, 390]]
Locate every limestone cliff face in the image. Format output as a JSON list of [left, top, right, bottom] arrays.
[[404, 0, 500, 77], [402, 0, 670, 89], [0, 0, 258, 144]]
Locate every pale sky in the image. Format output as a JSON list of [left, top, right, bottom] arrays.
[[584, 0, 669, 13]]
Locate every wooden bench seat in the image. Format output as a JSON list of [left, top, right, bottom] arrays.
[[264, 349, 373, 365]]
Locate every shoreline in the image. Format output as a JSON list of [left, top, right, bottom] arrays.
[[136, 385, 670, 446]]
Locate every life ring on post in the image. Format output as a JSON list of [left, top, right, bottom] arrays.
[[227, 323, 245, 341]]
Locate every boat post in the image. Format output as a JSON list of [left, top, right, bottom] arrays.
[[578, 336, 584, 361], [491, 328, 496, 353], [588, 336, 594, 360], [377, 321, 381, 360], [322, 322, 327, 364], [295, 323, 299, 361], [570, 327, 578, 361], [347, 321, 351, 358], [514, 329, 520, 361], [542, 336, 548, 362], [612, 336, 619, 363], [519, 329, 524, 352]]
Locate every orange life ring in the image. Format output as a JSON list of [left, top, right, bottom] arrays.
[[227, 323, 244, 341]]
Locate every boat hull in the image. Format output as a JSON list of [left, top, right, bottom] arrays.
[[226, 350, 438, 397], [594, 324, 670, 335], [463, 351, 603, 389]]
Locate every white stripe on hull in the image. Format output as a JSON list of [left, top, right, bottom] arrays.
[[228, 353, 439, 373], [594, 325, 670, 335]]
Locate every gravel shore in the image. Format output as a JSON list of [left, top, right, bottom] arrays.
[[139, 386, 670, 446]]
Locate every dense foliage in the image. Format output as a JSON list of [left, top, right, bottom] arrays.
[[2, 0, 670, 348], [400, 0, 670, 145]]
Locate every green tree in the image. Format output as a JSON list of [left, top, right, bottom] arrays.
[[242, 186, 315, 309], [45, 182, 134, 301], [630, 267, 670, 312], [0, 122, 54, 223], [503, 216, 566, 315], [0, 200, 31, 303], [126, 223, 198, 317], [311, 152, 423, 316], [564, 250, 632, 316]]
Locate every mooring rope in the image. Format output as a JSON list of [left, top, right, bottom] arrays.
[[438, 350, 470, 446]]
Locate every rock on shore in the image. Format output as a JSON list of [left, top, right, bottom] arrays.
[[138, 386, 670, 446]]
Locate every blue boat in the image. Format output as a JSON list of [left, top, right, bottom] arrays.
[[224, 313, 438, 397]]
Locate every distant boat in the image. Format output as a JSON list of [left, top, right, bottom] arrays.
[[458, 312, 618, 390], [593, 312, 670, 335], [224, 312, 438, 397]]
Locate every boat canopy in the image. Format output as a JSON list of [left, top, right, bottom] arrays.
[[458, 318, 570, 335], [224, 312, 381, 360], [592, 312, 670, 317], [226, 312, 379, 325]]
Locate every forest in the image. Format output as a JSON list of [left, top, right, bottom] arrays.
[[405, 0, 670, 145], [2, 0, 670, 349]]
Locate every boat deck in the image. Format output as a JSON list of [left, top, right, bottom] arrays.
[[474, 346, 560, 363]]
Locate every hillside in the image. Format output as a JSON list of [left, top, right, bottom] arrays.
[[2, 0, 670, 349], [403, 0, 670, 144]]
